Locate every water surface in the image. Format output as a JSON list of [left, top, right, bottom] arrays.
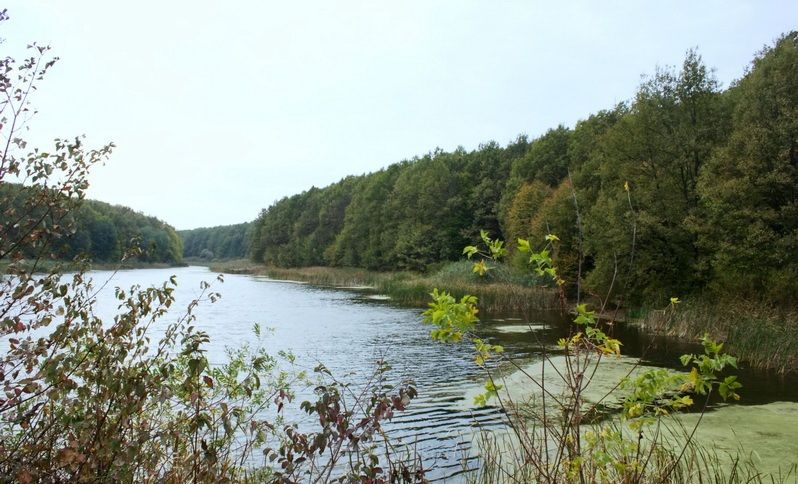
[[80, 266, 798, 479]]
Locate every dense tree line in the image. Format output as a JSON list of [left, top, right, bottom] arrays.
[[250, 33, 798, 305], [251, 142, 526, 271], [0, 183, 183, 263], [179, 222, 252, 260]]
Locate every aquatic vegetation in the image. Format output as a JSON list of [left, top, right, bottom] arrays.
[[421, 231, 791, 482]]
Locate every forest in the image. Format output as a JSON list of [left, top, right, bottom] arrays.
[[249, 33, 798, 307], [0, 183, 183, 264], [179, 222, 252, 260]]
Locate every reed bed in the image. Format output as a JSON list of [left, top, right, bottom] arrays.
[[641, 299, 798, 373], [261, 265, 395, 287], [212, 261, 562, 317], [381, 277, 560, 316], [465, 419, 796, 484]]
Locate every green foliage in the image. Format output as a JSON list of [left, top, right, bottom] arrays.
[[697, 32, 798, 303], [622, 369, 694, 420], [0, 55, 278, 472], [504, 180, 552, 248], [0, 184, 183, 264], [179, 222, 251, 260], [472, 338, 504, 366], [556, 302, 622, 357], [421, 288, 508, 407], [581, 49, 731, 304], [77, 198, 183, 263], [421, 288, 479, 343], [508, 124, 572, 187], [518, 233, 565, 287], [462, 229, 507, 276], [251, 142, 527, 272], [473, 380, 503, 408], [679, 334, 740, 399], [248, 37, 798, 308]]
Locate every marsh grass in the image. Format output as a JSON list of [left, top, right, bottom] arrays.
[[262, 265, 400, 287], [383, 278, 559, 315], [465, 416, 795, 484], [642, 300, 798, 373], [230, 262, 562, 317], [204, 258, 265, 274]]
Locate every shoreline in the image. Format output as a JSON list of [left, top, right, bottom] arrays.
[[1, 259, 187, 274], [206, 259, 562, 316], [203, 260, 798, 374]]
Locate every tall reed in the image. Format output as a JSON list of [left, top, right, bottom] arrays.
[[642, 299, 798, 373], [248, 262, 561, 317]]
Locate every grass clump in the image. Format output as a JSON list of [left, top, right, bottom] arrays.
[[242, 262, 561, 317], [642, 299, 798, 373]]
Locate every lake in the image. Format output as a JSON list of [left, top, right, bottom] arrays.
[[83, 266, 798, 480]]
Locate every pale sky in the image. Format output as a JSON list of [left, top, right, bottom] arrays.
[[3, 1, 796, 229]]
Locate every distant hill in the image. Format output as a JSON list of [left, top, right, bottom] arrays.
[[179, 222, 252, 260], [0, 183, 183, 264]]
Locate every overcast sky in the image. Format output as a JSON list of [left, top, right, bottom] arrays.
[[3, 1, 796, 229]]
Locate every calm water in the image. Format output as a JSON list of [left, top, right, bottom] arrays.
[[65, 267, 798, 479], [87, 266, 510, 480]]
